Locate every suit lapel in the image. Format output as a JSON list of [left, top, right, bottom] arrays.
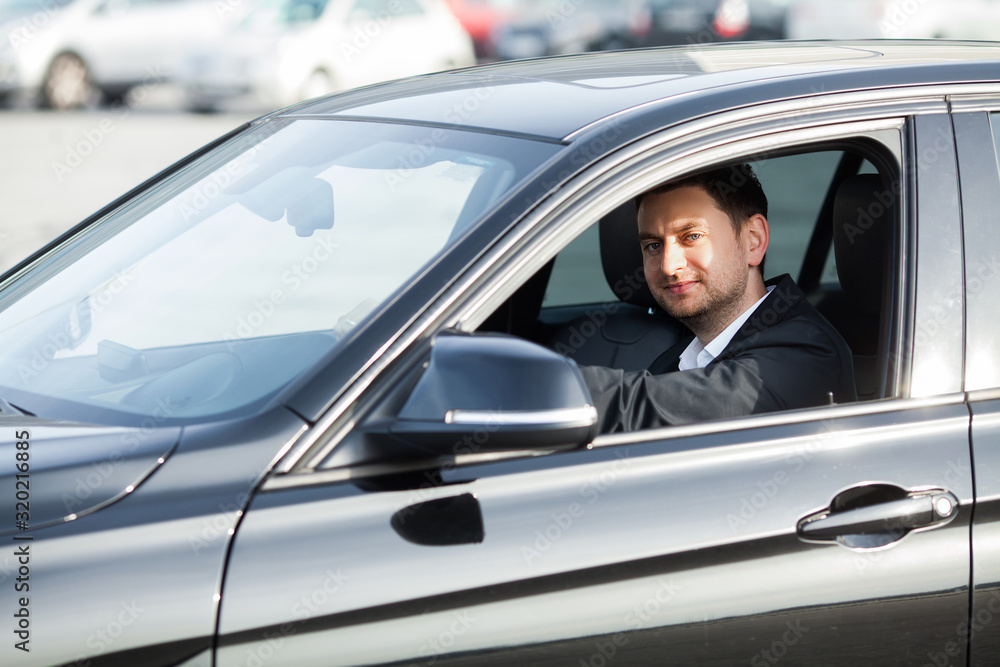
[[647, 334, 695, 374]]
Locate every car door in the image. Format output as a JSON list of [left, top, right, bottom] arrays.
[[954, 104, 1000, 667], [216, 109, 973, 665]]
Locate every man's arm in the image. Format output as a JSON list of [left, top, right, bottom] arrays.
[[579, 357, 776, 433], [579, 318, 856, 433]]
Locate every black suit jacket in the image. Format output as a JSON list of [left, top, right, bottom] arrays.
[[579, 274, 857, 433]]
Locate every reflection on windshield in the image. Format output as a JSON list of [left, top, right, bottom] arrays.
[[0, 118, 558, 425]]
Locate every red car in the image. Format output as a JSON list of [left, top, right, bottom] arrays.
[[444, 0, 520, 60]]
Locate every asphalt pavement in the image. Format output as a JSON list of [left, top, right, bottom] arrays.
[[0, 90, 257, 273]]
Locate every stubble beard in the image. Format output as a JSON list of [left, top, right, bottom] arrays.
[[654, 268, 750, 342]]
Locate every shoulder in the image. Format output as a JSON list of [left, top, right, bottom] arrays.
[[732, 275, 849, 356]]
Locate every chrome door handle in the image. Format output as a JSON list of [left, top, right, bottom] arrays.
[[797, 485, 958, 548]]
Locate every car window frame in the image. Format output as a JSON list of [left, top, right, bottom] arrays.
[[951, 104, 1000, 393], [272, 91, 963, 482]]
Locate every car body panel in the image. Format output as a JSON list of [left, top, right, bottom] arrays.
[[219, 399, 972, 665], [1, 408, 307, 666], [970, 392, 1000, 666], [909, 113, 965, 398], [953, 109, 1000, 392], [955, 98, 1000, 667], [0, 418, 179, 535]]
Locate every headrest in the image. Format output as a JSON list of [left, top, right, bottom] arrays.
[[599, 201, 659, 310], [832, 173, 892, 317]]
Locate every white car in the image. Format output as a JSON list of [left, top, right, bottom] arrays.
[[786, 0, 1000, 39], [0, 0, 240, 109], [179, 0, 476, 112]]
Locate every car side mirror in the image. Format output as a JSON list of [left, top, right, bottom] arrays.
[[360, 332, 597, 465]]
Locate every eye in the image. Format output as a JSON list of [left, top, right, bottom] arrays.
[[685, 233, 704, 242], [642, 242, 662, 253]]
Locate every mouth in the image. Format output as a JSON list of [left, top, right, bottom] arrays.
[[665, 280, 698, 295]]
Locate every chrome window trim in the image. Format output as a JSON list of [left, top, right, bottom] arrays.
[[262, 392, 968, 492], [276, 85, 971, 480], [968, 387, 1000, 403], [567, 90, 944, 143], [908, 114, 965, 398], [952, 111, 1000, 393], [949, 88, 1000, 113], [590, 393, 966, 448]]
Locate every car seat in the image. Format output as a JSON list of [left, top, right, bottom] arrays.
[[546, 201, 687, 371], [825, 173, 893, 401]]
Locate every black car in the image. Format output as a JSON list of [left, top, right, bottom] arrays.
[[2, 40, 1000, 666], [635, 0, 787, 45], [494, 0, 786, 60]]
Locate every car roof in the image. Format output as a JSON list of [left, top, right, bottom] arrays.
[[283, 41, 1000, 142]]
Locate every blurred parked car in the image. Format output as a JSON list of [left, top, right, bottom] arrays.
[[493, 0, 787, 60], [179, 0, 476, 112], [493, 0, 652, 60], [0, 0, 237, 109], [443, 0, 519, 60], [786, 0, 1000, 39], [633, 0, 787, 45]]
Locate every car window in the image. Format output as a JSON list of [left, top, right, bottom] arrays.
[[541, 150, 861, 308], [754, 151, 841, 281], [0, 119, 559, 425], [489, 141, 899, 408], [542, 223, 617, 307]]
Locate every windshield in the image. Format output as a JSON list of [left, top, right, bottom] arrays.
[[0, 118, 559, 425]]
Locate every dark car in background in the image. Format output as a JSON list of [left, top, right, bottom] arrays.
[[633, 0, 787, 45], [494, 0, 787, 60], [4, 40, 1000, 666], [494, 0, 651, 60]]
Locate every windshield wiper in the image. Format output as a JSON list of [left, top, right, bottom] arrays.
[[0, 398, 34, 416]]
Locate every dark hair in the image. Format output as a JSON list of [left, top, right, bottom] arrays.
[[636, 162, 768, 272]]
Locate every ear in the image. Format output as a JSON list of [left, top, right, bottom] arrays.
[[742, 214, 769, 268]]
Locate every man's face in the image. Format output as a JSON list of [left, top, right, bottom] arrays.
[[638, 185, 763, 339]]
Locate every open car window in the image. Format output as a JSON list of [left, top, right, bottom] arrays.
[[480, 143, 899, 408]]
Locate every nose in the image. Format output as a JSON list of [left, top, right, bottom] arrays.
[[661, 240, 686, 276]]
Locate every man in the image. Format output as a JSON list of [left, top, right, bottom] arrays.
[[579, 163, 856, 433]]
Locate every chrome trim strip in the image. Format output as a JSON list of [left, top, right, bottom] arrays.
[[949, 88, 1000, 112], [445, 405, 598, 425], [590, 393, 967, 448], [968, 387, 1000, 403], [566, 89, 946, 142]]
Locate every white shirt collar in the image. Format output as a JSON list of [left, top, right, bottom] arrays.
[[677, 285, 775, 371]]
